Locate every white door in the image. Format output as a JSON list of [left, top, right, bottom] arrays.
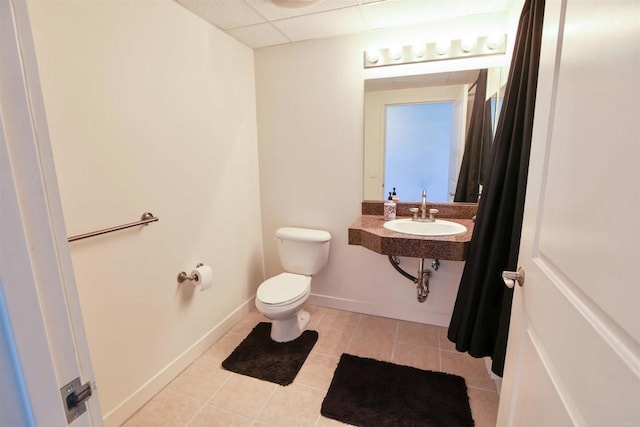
[[0, 1, 102, 425], [497, 1, 640, 425]]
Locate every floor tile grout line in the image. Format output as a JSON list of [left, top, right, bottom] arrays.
[[390, 321, 400, 361], [180, 371, 236, 426], [183, 400, 209, 427], [204, 401, 259, 424], [344, 313, 362, 352], [205, 372, 278, 423], [146, 385, 210, 427], [252, 380, 279, 423], [311, 350, 342, 359], [293, 380, 330, 393], [205, 370, 233, 404], [467, 384, 500, 393]]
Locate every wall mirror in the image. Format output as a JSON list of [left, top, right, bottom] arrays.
[[363, 67, 507, 203]]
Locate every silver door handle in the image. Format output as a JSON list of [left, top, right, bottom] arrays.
[[502, 266, 525, 288]]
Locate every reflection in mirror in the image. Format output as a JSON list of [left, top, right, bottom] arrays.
[[455, 68, 491, 203], [460, 81, 506, 202], [495, 84, 506, 132], [487, 84, 506, 140], [385, 101, 454, 202], [363, 67, 507, 203]]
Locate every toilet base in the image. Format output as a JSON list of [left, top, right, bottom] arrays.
[[270, 309, 310, 342]]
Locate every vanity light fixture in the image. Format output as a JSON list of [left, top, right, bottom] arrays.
[[363, 34, 506, 69]]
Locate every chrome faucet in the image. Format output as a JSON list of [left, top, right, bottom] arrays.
[[411, 189, 438, 222]]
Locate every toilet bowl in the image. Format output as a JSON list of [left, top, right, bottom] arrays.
[[255, 272, 311, 342], [254, 226, 331, 342]]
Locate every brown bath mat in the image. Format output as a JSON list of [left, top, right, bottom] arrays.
[[321, 353, 474, 427], [221, 322, 318, 386]]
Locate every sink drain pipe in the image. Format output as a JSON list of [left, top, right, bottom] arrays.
[[388, 256, 431, 303]]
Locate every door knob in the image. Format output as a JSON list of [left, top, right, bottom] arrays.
[[502, 266, 525, 288]]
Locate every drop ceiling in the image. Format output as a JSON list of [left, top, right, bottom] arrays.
[[174, 0, 518, 49]]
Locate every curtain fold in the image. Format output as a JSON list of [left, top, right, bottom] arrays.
[[447, 0, 546, 376], [480, 99, 494, 187], [454, 69, 488, 203]]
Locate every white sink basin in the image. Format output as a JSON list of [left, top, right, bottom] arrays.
[[383, 218, 467, 236]]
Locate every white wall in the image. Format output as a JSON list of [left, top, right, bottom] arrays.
[[255, 13, 515, 326], [26, 1, 263, 425]]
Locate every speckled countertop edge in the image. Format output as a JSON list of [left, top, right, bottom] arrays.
[[349, 202, 477, 260]]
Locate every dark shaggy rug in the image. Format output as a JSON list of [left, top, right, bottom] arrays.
[[221, 322, 318, 386], [321, 354, 474, 427]]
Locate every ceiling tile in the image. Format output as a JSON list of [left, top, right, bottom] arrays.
[[246, 0, 359, 21], [361, 0, 466, 29], [227, 23, 291, 48], [361, 0, 516, 30], [176, 0, 266, 30], [273, 5, 367, 42]]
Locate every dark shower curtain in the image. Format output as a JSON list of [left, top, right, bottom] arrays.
[[454, 69, 488, 203], [447, 0, 546, 376]]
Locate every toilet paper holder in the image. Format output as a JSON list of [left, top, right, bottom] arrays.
[[177, 263, 204, 283]]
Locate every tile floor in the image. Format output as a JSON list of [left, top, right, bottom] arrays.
[[123, 306, 500, 426]]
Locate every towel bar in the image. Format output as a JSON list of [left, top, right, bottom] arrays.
[[67, 212, 158, 242]]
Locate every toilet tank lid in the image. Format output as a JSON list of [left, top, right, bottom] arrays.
[[275, 227, 331, 242]]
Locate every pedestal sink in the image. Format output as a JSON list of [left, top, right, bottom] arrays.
[[383, 218, 467, 236]]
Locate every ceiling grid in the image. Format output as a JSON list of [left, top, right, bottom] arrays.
[[173, 0, 518, 49]]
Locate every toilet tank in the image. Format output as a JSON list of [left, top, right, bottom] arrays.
[[275, 227, 331, 275]]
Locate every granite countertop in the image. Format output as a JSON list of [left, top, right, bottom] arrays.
[[348, 201, 477, 261]]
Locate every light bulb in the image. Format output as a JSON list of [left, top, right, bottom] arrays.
[[388, 45, 403, 61], [365, 48, 380, 64], [435, 39, 451, 55], [461, 36, 477, 53], [487, 33, 504, 50], [411, 43, 426, 59]]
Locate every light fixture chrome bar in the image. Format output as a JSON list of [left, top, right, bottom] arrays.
[[67, 212, 159, 242]]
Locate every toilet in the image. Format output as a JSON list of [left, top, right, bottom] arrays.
[[255, 227, 331, 342]]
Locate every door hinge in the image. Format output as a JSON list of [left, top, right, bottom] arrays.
[[60, 377, 93, 424]]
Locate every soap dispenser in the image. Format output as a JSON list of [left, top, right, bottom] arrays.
[[392, 187, 399, 202], [384, 192, 396, 220]]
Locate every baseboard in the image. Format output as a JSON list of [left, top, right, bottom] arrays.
[[484, 357, 503, 393], [102, 297, 255, 427], [308, 293, 452, 327]]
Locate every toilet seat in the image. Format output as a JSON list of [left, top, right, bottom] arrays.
[[257, 273, 310, 306]]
